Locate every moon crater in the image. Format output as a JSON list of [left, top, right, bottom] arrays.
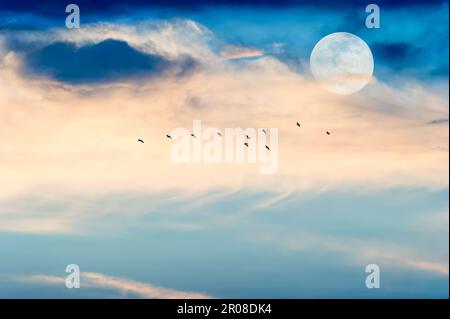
[[310, 32, 374, 95]]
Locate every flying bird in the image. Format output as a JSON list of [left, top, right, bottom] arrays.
[[245, 135, 251, 139], [296, 122, 301, 127], [191, 133, 197, 139], [138, 139, 144, 143], [244, 142, 249, 147], [166, 135, 172, 139], [326, 131, 331, 135], [217, 132, 222, 137], [265, 145, 270, 150], [262, 129, 267, 135]]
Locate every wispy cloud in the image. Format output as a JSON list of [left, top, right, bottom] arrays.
[[0, 217, 70, 234], [258, 231, 449, 276], [17, 272, 213, 299], [220, 45, 264, 60], [427, 118, 449, 125]]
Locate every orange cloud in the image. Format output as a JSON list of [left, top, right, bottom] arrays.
[[0, 21, 448, 234]]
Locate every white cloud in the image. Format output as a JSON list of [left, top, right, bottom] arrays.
[[3, 20, 217, 62]]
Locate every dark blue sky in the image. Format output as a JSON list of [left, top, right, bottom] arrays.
[[0, 0, 448, 17]]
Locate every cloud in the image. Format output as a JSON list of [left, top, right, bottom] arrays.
[[4, 20, 207, 84], [0, 217, 70, 234], [21, 39, 197, 84], [17, 272, 213, 299], [0, 20, 448, 235], [427, 118, 449, 125], [362, 248, 449, 276], [220, 45, 264, 60], [258, 231, 449, 276], [19, 274, 66, 285], [3, 20, 215, 62]]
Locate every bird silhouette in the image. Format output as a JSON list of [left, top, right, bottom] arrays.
[[217, 132, 222, 137], [244, 142, 249, 147], [138, 139, 144, 143], [326, 131, 331, 135], [265, 145, 270, 150], [166, 135, 172, 139], [191, 133, 197, 139], [245, 134, 251, 139], [296, 122, 301, 127], [262, 129, 267, 135]]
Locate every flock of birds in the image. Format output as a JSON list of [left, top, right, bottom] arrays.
[[137, 122, 331, 147]]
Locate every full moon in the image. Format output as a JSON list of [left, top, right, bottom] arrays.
[[310, 32, 374, 95]]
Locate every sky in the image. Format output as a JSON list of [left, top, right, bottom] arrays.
[[0, 0, 448, 298]]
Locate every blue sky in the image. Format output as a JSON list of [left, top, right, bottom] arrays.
[[0, 189, 448, 298], [0, 0, 448, 298]]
